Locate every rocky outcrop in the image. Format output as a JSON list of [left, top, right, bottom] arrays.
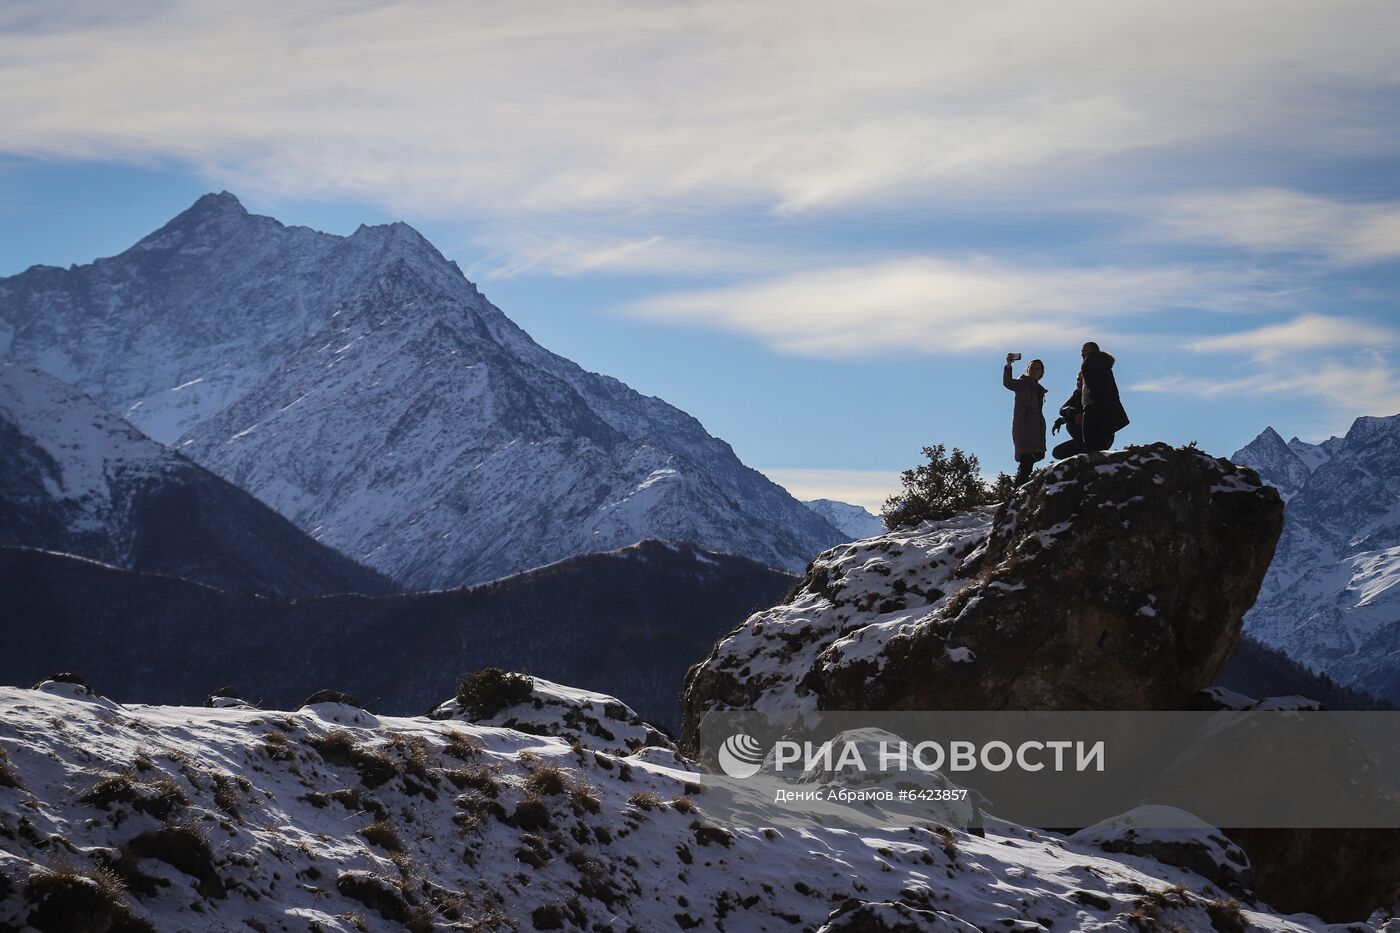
[[429, 674, 673, 757], [682, 444, 1283, 746], [1069, 806, 1252, 890]]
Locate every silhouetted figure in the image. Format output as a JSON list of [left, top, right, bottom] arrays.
[[1051, 373, 1084, 459], [1051, 342, 1129, 457], [1003, 354, 1047, 486], [1080, 342, 1128, 450]]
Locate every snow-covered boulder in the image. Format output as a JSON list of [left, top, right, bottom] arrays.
[[682, 444, 1283, 744], [1070, 806, 1252, 889], [429, 673, 672, 756]]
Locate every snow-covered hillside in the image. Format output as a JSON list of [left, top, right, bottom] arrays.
[[0, 193, 844, 587], [1233, 417, 1400, 703], [0, 681, 1362, 931], [0, 364, 391, 596], [803, 498, 885, 540]]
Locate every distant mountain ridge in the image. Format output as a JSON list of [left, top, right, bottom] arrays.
[[0, 364, 392, 596], [0, 539, 795, 731], [0, 193, 845, 587], [803, 498, 885, 539], [1233, 415, 1400, 703]]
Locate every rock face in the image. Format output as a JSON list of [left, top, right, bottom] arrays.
[[682, 444, 1283, 746], [1232, 415, 1400, 704], [0, 193, 844, 587], [0, 363, 393, 596]]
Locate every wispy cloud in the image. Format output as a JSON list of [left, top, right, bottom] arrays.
[[1186, 313, 1398, 358], [626, 257, 1259, 357], [468, 231, 817, 280], [2, 1, 1397, 221], [1157, 189, 1400, 264], [1133, 354, 1400, 416], [759, 468, 900, 514]]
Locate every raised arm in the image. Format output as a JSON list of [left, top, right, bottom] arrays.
[[1002, 355, 1018, 391]]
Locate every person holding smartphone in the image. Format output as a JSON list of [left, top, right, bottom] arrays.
[[1002, 353, 1047, 486]]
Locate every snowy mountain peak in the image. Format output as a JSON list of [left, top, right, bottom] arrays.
[[803, 498, 885, 540], [1244, 408, 1400, 705], [1344, 412, 1400, 443], [1, 195, 845, 586], [1230, 426, 1312, 499], [191, 189, 246, 213], [160, 190, 253, 232]]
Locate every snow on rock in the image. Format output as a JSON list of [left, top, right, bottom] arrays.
[[1071, 806, 1252, 889], [679, 509, 993, 727], [429, 675, 673, 757], [682, 444, 1284, 744], [0, 686, 1353, 932]]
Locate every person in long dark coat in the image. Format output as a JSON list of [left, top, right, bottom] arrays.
[[1002, 354, 1047, 485], [1078, 341, 1129, 451]]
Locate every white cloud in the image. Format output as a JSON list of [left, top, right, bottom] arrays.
[[759, 468, 900, 514], [625, 256, 1253, 357], [1158, 189, 1400, 264], [468, 232, 815, 280], [1186, 314, 1398, 358], [1133, 355, 1400, 416], [1, 1, 1397, 221]]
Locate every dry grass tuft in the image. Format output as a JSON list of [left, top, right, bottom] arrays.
[[359, 819, 405, 853]]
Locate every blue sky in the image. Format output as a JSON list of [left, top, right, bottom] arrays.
[[2, 2, 1399, 509]]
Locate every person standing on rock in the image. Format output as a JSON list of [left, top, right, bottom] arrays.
[[1079, 341, 1129, 451], [1003, 354, 1047, 485]]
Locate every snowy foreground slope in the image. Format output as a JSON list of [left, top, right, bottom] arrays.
[[0, 193, 843, 586], [0, 682, 1366, 932], [1233, 417, 1400, 703], [0, 363, 391, 596]]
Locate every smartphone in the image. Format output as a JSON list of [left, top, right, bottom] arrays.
[[1009, 352, 1022, 362]]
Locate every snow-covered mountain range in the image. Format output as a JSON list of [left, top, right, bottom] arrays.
[[0, 193, 844, 587], [0, 363, 391, 596], [1233, 417, 1400, 703], [803, 498, 885, 540]]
